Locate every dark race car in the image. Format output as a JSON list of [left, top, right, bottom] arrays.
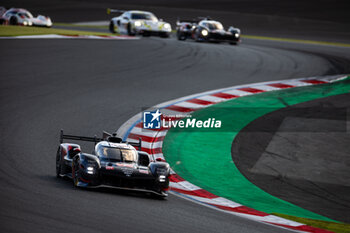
[[56, 130, 170, 197], [176, 18, 241, 45]]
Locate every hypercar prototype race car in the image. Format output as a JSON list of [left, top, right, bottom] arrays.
[[176, 18, 241, 45], [56, 130, 170, 197], [108, 8, 172, 37], [0, 8, 52, 27]]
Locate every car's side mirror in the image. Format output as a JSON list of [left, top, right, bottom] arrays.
[[69, 147, 81, 158], [138, 152, 150, 166]]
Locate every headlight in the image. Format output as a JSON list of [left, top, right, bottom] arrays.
[[134, 21, 142, 27], [235, 33, 239, 38], [201, 29, 208, 36], [87, 166, 95, 174], [159, 175, 166, 182], [164, 23, 171, 30], [28, 21, 32, 26], [23, 21, 28, 26]]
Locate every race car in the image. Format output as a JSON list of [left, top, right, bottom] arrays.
[[107, 8, 171, 37], [56, 130, 170, 197], [0, 8, 52, 27], [176, 18, 241, 45]]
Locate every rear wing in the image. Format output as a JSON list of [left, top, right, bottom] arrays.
[[176, 18, 199, 26], [176, 16, 212, 26], [106, 8, 125, 15], [59, 129, 142, 150]]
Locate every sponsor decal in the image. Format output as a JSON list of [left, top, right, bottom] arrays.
[[139, 169, 149, 174], [121, 167, 133, 176], [143, 109, 162, 129], [116, 163, 134, 168], [163, 117, 221, 128], [106, 166, 114, 170], [143, 109, 221, 129]]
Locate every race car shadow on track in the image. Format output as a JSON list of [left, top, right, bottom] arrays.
[[50, 175, 168, 200]]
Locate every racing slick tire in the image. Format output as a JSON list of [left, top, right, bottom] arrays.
[[127, 23, 136, 36], [55, 147, 62, 178], [230, 42, 238, 45], [9, 16, 18, 25], [193, 29, 204, 42], [109, 21, 116, 33], [142, 31, 151, 37], [160, 32, 170, 38], [194, 32, 202, 42], [72, 158, 81, 187], [177, 31, 186, 40]]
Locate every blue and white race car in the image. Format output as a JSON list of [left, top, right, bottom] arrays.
[[108, 9, 171, 37]]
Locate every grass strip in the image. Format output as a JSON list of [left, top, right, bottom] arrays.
[[0, 25, 115, 37], [54, 22, 109, 30], [242, 34, 350, 47]]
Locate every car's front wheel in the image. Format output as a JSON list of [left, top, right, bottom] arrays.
[[194, 32, 201, 42], [127, 23, 136, 36], [160, 32, 170, 38], [72, 158, 80, 187], [177, 31, 186, 40], [109, 21, 116, 33], [9, 16, 18, 25]]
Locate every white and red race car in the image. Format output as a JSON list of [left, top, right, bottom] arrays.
[[0, 8, 52, 27]]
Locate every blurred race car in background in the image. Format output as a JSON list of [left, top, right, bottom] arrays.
[[108, 8, 171, 37], [56, 130, 170, 197], [0, 7, 52, 27], [176, 17, 241, 45]]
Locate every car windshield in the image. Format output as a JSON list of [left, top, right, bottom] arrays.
[[131, 13, 157, 21], [6, 11, 18, 16], [97, 146, 137, 162], [207, 22, 224, 30], [18, 12, 33, 18]]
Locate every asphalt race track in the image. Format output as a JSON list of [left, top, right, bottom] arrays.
[[1, 1, 350, 232], [0, 35, 349, 233]]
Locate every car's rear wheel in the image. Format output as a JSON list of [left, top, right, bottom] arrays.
[[56, 147, 62, 178], [9, 16, 18, 25]]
